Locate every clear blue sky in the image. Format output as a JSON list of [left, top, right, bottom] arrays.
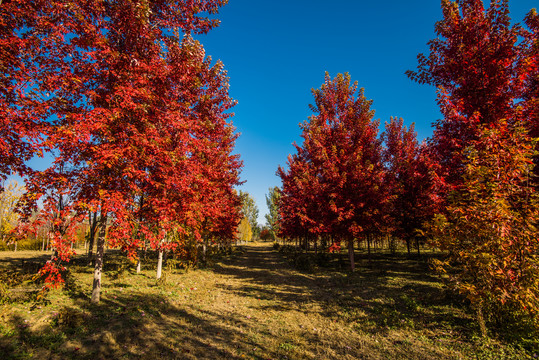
[[197, 0, 535, 224]]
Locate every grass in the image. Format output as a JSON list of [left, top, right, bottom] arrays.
[[0, 242, 535, 359]]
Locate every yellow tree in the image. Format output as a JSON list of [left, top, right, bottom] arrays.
[[0, 180, 24, 250], [236, 217, 252, 243]]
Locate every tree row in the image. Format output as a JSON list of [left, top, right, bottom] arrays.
[[0, 0, 242, 303], [276, 0, 538, 332]]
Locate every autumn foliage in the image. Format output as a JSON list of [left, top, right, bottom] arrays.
[[407, 0, 539, 330], [1, 0, 242, 301], [1, 0, 539, 339], [381, 118, 440, 255], [275, 0, 539, 334], [431, 123, 539, 332], [278, 73, 388, 270], [277, 74, 441, 266]]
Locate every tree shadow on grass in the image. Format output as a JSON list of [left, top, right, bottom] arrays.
[[1, 291, 277, 360], [0, 244, 478, 360], [212, 244, 475, 338]]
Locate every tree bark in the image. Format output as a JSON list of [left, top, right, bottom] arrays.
[[87, 211, 98, 265], [476, 302, 487, 337], [156, 248, 163, 280], [136, 248, 142, 274], [202, 236, 207, 262], [91, 218, 107, 304], [348, 239, 355, 272]]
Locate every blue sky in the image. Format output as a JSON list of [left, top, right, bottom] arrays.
[[197, 0, 535, 224], [7, 0, 535, 225]]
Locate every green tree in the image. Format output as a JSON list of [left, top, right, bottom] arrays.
[[265, 186, 281, 241], [239, 190, 259, 239]]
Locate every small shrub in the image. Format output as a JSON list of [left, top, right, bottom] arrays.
[[399, 293, 419, 312], [278, 342, 296, 351]]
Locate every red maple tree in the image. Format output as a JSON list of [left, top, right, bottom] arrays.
[[0, 1, 47, 185], [407, 0, 522, 187], [278, 73, 387, 270], [409, 0, 539, 330], [7, 0, 240, 302], [382, 118, 440, 255]]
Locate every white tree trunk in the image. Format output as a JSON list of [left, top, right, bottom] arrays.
[[136, 250, 142, 274], [202, 238, 207, 262], [156, 249, 163, 279]]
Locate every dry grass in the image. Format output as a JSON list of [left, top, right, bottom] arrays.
[[0, 242, 533, 359]]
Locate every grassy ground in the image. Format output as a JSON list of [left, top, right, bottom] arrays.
[[0, 242, 534, 359]]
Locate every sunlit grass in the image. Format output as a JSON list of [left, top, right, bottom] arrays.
[[0, 243, 534, 359]]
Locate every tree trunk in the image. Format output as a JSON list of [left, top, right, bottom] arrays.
[[476, 303, 487, 337], [202, 236, 207, 262], [87, 243, 94, 265], [13, 241, 17, 252], [87, 211, 98, 265], [416, 237, 421, 256], [91, 220, 107, 304], [136, 249, 142, 274], [348, 239, 355, 272], [406, 238, 411, 256], [156, 249, 164, 280], [389, 234, 395, 255]]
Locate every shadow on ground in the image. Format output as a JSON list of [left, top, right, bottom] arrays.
[[1, 291, 274, 360], [0, 243, 485, 360], [212, 244, 472, 335]]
